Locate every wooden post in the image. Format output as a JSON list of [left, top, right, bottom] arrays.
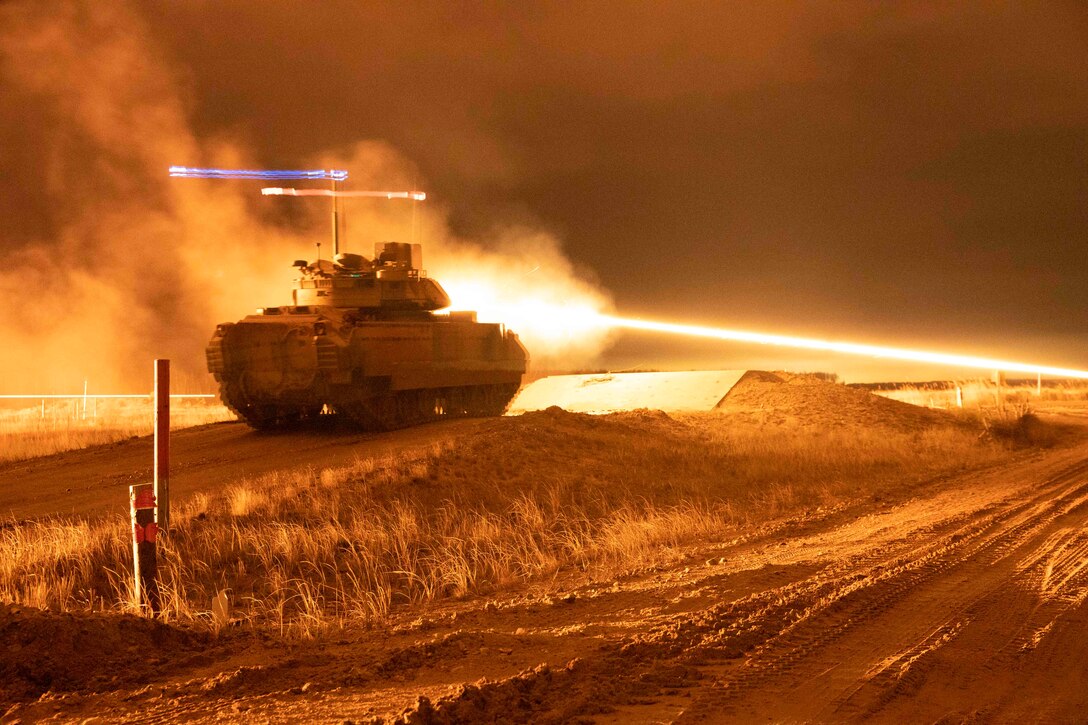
[[155, 359, 170, 532], [130, 483, 160, 615]]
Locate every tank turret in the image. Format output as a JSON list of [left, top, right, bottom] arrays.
[[290, 242, 451, 312]]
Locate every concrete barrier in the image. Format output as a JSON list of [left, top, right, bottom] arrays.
[[508, 370, 750, 414]]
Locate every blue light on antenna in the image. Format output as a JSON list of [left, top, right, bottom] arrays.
[[169, 166, 348, 181]]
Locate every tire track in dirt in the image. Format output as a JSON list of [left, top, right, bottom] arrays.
[[8, 434, 1087, 724], [674, 456, 1088, 722], [392, 451, 1088, 723]]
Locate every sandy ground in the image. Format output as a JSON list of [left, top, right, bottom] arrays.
[[0, 418, 491, 521], [0, 372, 971, 522], [3, 413, 1088, 723]]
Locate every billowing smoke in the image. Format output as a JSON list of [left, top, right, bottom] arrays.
[[429, 230, 615, 365], [0, 1, 612, 393]]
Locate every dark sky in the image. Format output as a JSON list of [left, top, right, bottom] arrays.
[[2, 1, 1087, 382]]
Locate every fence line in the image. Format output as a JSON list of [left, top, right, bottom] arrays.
[[0, 394, 215, 399]]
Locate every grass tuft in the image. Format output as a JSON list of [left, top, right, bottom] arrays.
[[0, 410, 1017, 635]]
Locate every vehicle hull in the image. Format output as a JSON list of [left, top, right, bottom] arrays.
[[207, 306, 527, 430]]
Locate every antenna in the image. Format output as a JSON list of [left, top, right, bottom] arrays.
[[168, 166, 426, 259], [169, 166, 348, 181], [331, 178, 341, 256], [169, 166, 351, 255], [261, 189, 426, 200], [261, 187, 427, 257]]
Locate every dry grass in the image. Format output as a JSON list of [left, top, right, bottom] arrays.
[[0, 409, 1017, 636], [0, 398, 235, 463], [875, 380, 1088, 411]]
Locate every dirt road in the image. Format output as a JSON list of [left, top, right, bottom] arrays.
[[0, 419, 490, 521], [6, 424, 1087, 723]]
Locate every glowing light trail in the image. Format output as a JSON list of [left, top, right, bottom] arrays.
[[261, 187, 426, 200], [168, 166, 348, 181], [597, 315, 1088, 379]]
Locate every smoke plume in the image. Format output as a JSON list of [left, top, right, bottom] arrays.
[[0, 1, 612, 393]]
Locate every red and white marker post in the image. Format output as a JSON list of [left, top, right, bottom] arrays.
[[129, 358, 170, 616], [130, 483, 160, 615]]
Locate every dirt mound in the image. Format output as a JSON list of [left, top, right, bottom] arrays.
[[374, 654, 703, 724], [404, 406, 705, 510], [719, 372, 962, 432], [375, 660, 620, 725], [521, 405, 688, 434], [0, 602, 208, 702]]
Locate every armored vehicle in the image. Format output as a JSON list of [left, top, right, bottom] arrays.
[[207, 242, 528, 430]]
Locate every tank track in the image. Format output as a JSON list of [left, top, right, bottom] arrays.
[[217, 380, 518, 432], [337, 383, 519, 430], [217, 381, 323, 431]]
